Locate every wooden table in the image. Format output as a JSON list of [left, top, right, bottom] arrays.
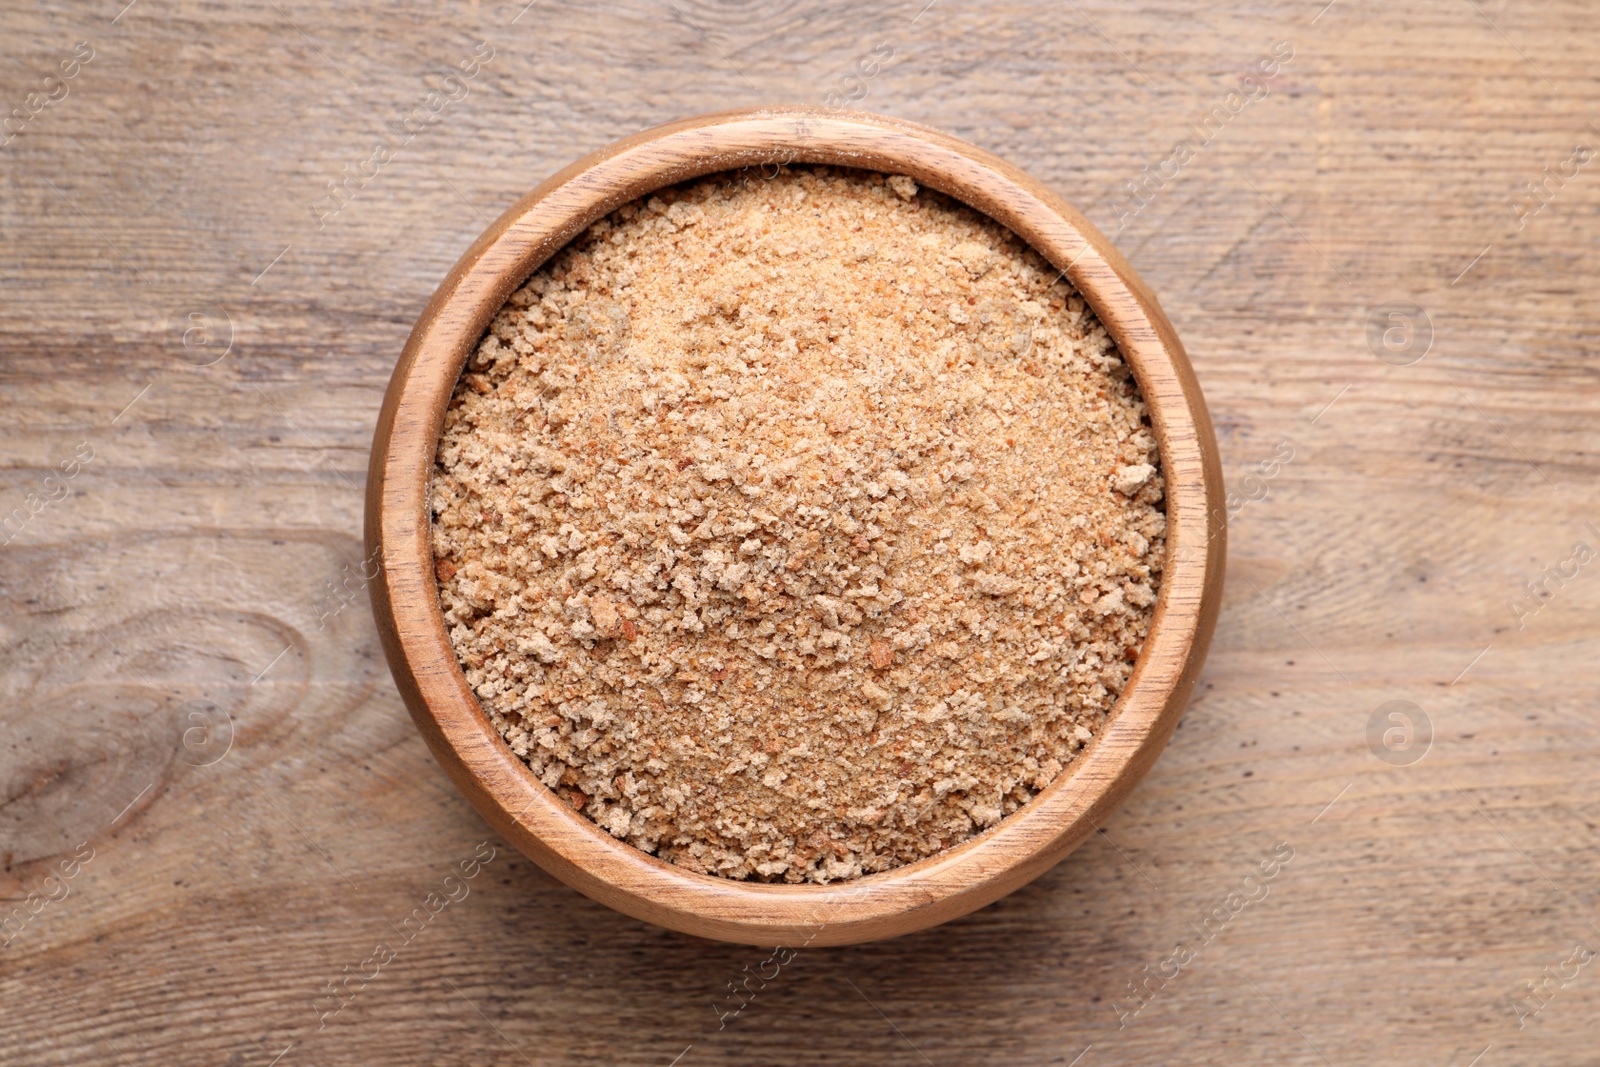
[[4, 2, 1598, 1063]]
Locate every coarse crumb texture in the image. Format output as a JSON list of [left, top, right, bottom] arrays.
[[432, 167, 1165, 884]]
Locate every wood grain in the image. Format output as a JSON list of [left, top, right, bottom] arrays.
[[3, 0, 1600, 1063]]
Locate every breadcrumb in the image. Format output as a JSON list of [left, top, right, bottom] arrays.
[[432, 166, 1165, 884]]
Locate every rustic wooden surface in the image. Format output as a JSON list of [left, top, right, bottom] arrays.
[[3, 1, 1598, 1064]]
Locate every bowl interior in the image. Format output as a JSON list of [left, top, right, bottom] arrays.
[[365, 107, 1224, 946]]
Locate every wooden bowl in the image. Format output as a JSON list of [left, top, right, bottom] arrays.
[[365, 107, 1225, 946]]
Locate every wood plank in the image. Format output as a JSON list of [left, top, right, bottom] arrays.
[[4, 0, 1599, 1063]]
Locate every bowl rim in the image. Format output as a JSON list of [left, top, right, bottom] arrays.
[[365, 106, 1225, 947]]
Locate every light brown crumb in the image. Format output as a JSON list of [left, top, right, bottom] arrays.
[[432, 166, 1165, 884]]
